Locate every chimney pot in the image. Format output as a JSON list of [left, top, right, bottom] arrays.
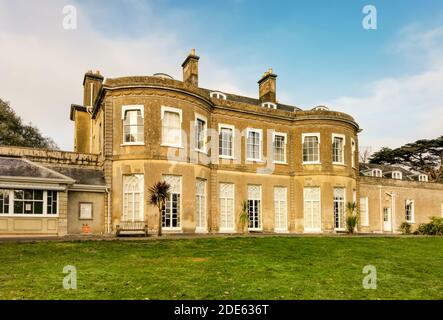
[[258, 68, 277, 103]]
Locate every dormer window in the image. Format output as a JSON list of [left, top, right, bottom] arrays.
[[392, 171, 402, 180], [419, 174, 428, 182], [372, 169, 382, 177], [262, 102, 277, 109], [312, 106, 329, 111], [210, 92, 227, 100]]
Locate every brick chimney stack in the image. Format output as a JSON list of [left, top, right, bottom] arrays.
[[83, 70, 104, 107], [258, 68, 277, 103], [182, 49, 200, 87]]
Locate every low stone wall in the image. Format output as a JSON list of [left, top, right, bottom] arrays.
[[0, 146, 103, 168]]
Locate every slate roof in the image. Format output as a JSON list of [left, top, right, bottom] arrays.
[[0, 157, 70, 181], [201, 88, 302, 112], [43, 165, 105, 186], [360, 163, 427, 181]]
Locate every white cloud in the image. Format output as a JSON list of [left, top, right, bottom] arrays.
[[0, 0, 249, 150], [324, 25, 443, 151]]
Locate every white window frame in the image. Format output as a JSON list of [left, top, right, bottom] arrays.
[[333, 187, 346, 231], [219, 183, 235, 232], [418, 174, 428, 182], [162, 175, 182, 230], [273, 132, 287, 164], [218, 124, 235, 159], [195, 178, 207, 233], [372, 169, 382, 177], [303, 187, 322, 232], [121, 105, 144, 146], [246, 128, 263, 162], [405, 200, 415, 223], [360, 197, 369, 226], [122, 174, 144, 222], [274, 186, 288, 232], [302, 133, 321, 164], [210, 91, 227, 100], [392, 171, 402, 180], [332, 133, 346, 165], [262, 102, 277, 109], [0, 189, 59, 217], [161, 106, 183, 148], [194, 113, 208, 153], [247, 185, 262, 231], [351, 138, 356, 168]]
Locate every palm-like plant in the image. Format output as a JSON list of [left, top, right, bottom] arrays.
[[346, 201, 359, 234], [148, 181, 171, 236], [239, 200, 249, 234]]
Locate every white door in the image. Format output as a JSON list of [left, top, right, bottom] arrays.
[[383, 207, 392, 232]]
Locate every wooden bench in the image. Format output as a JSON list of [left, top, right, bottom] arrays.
[[116, 221, 148, 237]]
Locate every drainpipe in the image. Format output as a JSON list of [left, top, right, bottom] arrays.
[[378, 186, 382, 232], [106, 187, 111, 234]]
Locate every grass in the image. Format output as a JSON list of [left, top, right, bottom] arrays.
[[0, 236, 442, 300]]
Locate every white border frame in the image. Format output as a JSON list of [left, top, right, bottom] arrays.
[[246, 128, 263, 162], [219, 182, 236, 233], [0, 189, 60, 217], [121, 105, 145, 146], [302, 133, 321, 165], [272, 132, 287, 164], [303, 186, 322, 233], [161, 106, 183, 148], [194, 113, 208, 154], [218, 124, 235, 159], [332, 133, 346, 165]]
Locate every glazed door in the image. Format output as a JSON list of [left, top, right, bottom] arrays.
[[383, 207, 392, 232]]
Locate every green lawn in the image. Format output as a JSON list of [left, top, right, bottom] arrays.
[[0, 236, 442, 300]]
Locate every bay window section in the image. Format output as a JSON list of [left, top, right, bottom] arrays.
[[123, 174, 144, 222], [161, 107, 182, 148], [122, 105, 144, 144], [332, 134, 345, 164], [162, 175, 181, 229], [333, 187, 346, 230], [302, 134, 320, 164]]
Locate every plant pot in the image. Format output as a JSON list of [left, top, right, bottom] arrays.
[[82, 224, 91, 234]]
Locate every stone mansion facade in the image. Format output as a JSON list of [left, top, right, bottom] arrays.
[[1, 50, 442, 236]]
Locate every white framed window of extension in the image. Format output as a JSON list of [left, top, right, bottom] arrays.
[[405, 200, 415, 223], [302, 133, 320, 164], [122, 105, 144, 145], [273, 132, 287, 164], [161, 106, 182, 148], [360, 197, 369, 227], [246, 128, 262, 162], [0, 189, 59, 217], [219, 124, 235, 159]]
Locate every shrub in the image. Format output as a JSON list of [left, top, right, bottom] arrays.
[[399, 222, 412, 234], [346, 202, 359, 234], [416, 217, 443, 235]]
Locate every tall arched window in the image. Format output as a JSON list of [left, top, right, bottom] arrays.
[[123, 174, 144, 222]]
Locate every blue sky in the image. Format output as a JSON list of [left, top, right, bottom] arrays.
[[1, 0, 443, 152]]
